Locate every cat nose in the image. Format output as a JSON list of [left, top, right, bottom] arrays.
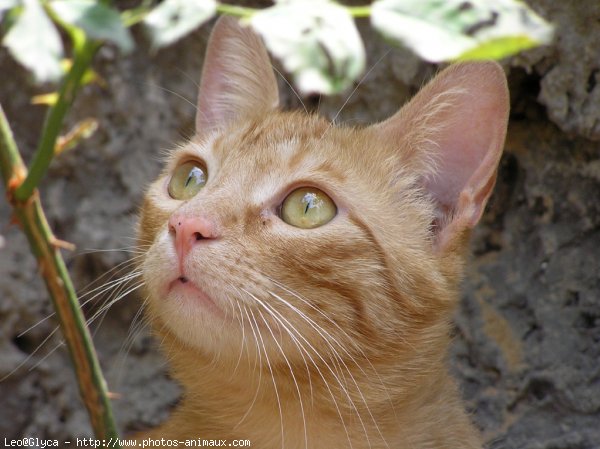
[[168, 214, 218, 259]]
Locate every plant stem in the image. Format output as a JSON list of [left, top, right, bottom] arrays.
[[216, 3, 256, 18], [0, 105, 23, 185], [214, 3, 372, 19], [14, 31, 100, 201], [347, 6, 371, 18], [1, 105, 120, 445]]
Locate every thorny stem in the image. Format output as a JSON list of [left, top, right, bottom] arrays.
[[0, 72, 120, 449]]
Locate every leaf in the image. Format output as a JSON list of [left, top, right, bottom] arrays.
[[2, 0, 64, 82], [144, 0, 216, 49], [0, 0, 19, 21], [0, 0, 18, 10], [31, 92, 59, 105], [457, 35, 538, 60], [251, 0, 365, 95], [51, 0, 134, 53], [55, 117, 98, 155], [371, 0, 553, 62]]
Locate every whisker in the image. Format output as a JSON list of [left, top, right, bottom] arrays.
[[0, 325, 61, 382], [174, 66, 200, 90], [255, 304, 309, 449], [238, 287, 314, 401], [272, 65, 308, 115], [267, 289, 388, 448], [232, 300, 247, 376], [145, 83, 198, 111], [2, 271, 141, 382], [320, 49, 391, 140], [77, 246, 148, 256], [258, 309, 308, 449], [27, 340, 65, 372], [17, 263, 142, 340], [243, 290, 354, 449], [16, 313, 55, 339], [4, 275, 144, 383], [86, 282, 145, 330], [247, 307, 285, 449], [79, 271, 143, 309], [268, 276, 398, 417], [83, 273, 144, 338], [112, 296, 151, 387], [234, 305, 264, 430]]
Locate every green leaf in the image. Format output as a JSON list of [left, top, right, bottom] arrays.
[[251, 0, 365, 95], [51, 0, 134, 53], [0, 0, 19, 20], [457, 35, 538, 60], [371, 0, 553, 62], [2, 0, 64, 82], [144, 0, 216, 49], [0, 0, 19, 9]]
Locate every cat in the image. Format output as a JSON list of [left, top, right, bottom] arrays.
[[135, 16, 509, 449]]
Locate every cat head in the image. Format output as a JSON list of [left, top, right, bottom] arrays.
[[138, 17, 508, 374]]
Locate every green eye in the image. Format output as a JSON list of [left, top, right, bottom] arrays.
[[281, 187, 337, 229], [168, 161, 207, 200]]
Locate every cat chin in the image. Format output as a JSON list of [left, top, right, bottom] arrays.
[[167, 276, 223, 316], [149, 287, 238, 355]]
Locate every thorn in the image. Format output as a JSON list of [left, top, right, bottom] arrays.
[[6, 167, 27, 204], [107, 391, 122, 400], [8, 167, 26, 190], [50, 237, 76, 251]]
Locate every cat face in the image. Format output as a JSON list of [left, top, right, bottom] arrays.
[[138, 18, 509, 373], [140, 113, 430, 363]]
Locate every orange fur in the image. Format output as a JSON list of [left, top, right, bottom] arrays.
[[136, 17, 508, 449]]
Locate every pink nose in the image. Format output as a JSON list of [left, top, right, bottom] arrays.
[[168, 214, 218, 261]]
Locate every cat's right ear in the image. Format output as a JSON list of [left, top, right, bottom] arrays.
[[374, 62, 509, 255], [195, 17, 279, 134]]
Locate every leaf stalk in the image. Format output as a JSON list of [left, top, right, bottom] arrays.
[[216, 3, 256, 18]]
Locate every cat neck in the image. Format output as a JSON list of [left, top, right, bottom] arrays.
[[148, 324, 481, 449]]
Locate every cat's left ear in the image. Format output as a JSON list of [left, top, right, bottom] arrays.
[[375, 62, 509, 253], [195, 17, 279, 135]]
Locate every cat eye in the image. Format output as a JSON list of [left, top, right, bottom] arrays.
[[281, 187, 336, 229], [168, 161, 207, 200]]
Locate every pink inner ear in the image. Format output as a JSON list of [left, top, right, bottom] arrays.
[[425, 80, 508, 228], [195, 17, 279, 134], [375, 62, 509, 252]]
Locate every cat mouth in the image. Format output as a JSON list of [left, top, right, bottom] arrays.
[[167, 276, 222, 315]]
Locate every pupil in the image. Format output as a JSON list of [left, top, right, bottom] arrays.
[[303, 192, 318, 214], [185, 167, 204, 188]]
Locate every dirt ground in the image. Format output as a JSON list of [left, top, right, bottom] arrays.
[[0, 1, 598, 447]]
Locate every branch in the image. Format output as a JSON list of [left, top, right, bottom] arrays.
[[0, 106, 120, 442], [14, 28, 100, 201]]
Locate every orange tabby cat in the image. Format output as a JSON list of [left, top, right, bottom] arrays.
[[136, 17, 509, 449]]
